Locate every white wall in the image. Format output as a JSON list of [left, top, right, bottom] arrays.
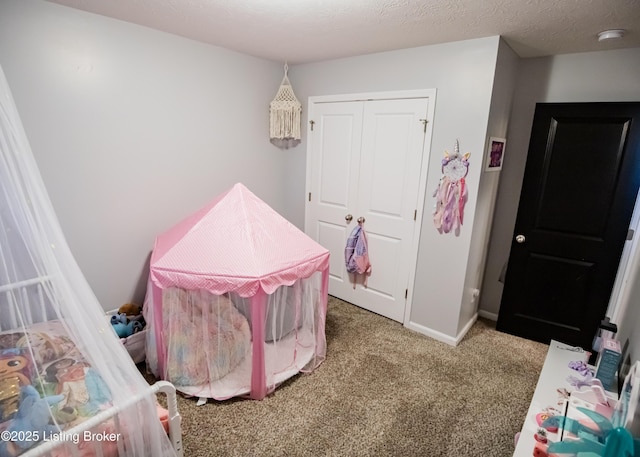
[[480, 47, 640, 319], [289, 37, 501, 341], [0, 0, 288, 311]]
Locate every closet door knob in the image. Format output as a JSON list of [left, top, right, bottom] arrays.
[[516, 234, 526, 243], [345, 214, 353, 223]]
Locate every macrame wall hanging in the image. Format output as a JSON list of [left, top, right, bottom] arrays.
[[269, 62, 302, 149], [433, 140, 471, 235]]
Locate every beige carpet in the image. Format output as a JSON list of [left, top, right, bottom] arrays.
[[148, 296, 548, 457]]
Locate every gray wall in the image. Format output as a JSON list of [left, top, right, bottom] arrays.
[[459, 39, 519, 334], [0, 0, 288, 311], [479, 48, 640, 341]]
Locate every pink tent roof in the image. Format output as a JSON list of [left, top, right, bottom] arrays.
[[149, 183, 329, 297]]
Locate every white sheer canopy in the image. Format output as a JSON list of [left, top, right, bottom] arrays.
[[0, 65, 177, 456]]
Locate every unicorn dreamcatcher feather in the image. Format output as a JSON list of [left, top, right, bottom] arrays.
[[433, 140, 470, 235]]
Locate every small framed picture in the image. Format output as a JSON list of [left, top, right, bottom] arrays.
[[485, 137, 506, 172]]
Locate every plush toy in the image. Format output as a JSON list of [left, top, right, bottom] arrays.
[[110, 313, 128, 326], [127, 313, 146, 326], [0, 385, 64, 456], [0, 349, 33, 422], [0, 351, 31, 387], [110, 314, 143, 338], [118, 303, 142, 316], [124, 320, 143, 338]]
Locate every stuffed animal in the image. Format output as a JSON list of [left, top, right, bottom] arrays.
[[124, 320, 143, 338], [0, 385, 64, 456], [0, 349, 33, 422], [118, 303, 142, 316], [110, 313, 128, 326], [110, 314, 143, 338], [0, 352, 31, 387]]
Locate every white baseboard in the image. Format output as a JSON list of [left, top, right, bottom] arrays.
[[455, 313, 478, 345], [405, 321, 457, 346], [478, 309, 498, 321], [404, 313, 477, 346]]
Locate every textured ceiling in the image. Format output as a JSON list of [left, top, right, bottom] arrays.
[[46, 0, 640, 63]]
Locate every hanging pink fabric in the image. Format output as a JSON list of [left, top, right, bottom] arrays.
[[344, 220, 372, 288], [433, 142, 470, 235], [458, 177, 466, 224], [433, 176, 468, 234]]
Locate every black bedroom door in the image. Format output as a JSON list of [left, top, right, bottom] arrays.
[[496, 102, 640, 350]]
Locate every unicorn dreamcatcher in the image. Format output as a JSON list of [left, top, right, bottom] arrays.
[[433, 140, 470, 235]]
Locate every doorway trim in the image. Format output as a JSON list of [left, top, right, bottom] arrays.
[[305, 89, 437, 327]]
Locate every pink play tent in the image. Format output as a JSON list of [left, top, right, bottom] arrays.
[[144, 183, 329, 400]]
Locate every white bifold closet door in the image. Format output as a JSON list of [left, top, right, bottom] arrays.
[[305, 95, 432, 323]]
